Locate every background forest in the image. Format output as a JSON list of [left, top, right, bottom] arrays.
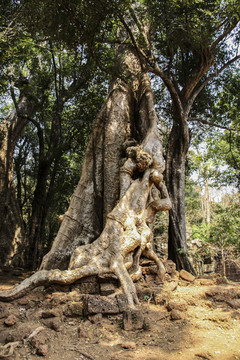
[[0, 0, 239, 274]]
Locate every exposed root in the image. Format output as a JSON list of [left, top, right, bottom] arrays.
[[0, 342, 20, 359]]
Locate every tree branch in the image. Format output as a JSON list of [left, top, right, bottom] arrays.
[[211, 20, 239, 51], [188, 117, 231, 131], [186, 54, 240, 113], [17, 114, 44, 157], [151, 64, 184, 118]]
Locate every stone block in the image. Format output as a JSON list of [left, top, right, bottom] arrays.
[[98, 274, 118, 284], [84, 295, 119, 315], [179, 269, 195, 282], [170, 309, 183, 320], [0, 304, 9, 319], [122, 310, 146, 331], [226, 299, 240, 309], [41, 309, 61, 318], [4, 315, 18, 327], [167, 299, 188, 312], [116, 294, 128, 312], [63, 301, 84, 317], [75, 275, 98, 284], [164, 260, 177, 275], [88, 313, 102, 324], [100, 283, 116, 296], [73, 282, 99, 294], [199, 279, 215, 286]]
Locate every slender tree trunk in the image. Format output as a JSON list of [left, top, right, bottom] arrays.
[[0, 92, 37, 267], [27, 102, 62, 269], [166, 114, 196, 274], [27, 158, 52, 269]]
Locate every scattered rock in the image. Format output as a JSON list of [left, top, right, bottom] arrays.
[[4, 315, 18, 327], [0, 330, 11, 344], [63, 301, 84, 317], [170, 309, 183, 321], [43, 318, 62, 332], [4, 324, 35, 342], [155, 311, 168, 321], [226, 299, 240, 309], [154, 291, 169, 305], [199, 279, 215, 286], [78, 321, 92, 338], [164, 260, 176, 275], [216, 277, 228, 285], [231, 311, 240, 320], [88, 313, 102, 324], [78, 275, 98, 284], [17, 298, 29, 306], [167, 299, 188, 312], [36, 344, 48, 356], [0, 304, 9, 319], [195, 352, 213, 359], [136, 286, 154, 301], [122, 310, 146, 331], [73, 282, 99, 294], [41, 309, 60, 318], [29, 330, 49, 355], [50, 291, 83, 305], [121, 341, 136, 349], [179, 270, 195, 282], [45, 284, 70, 293], [198, 274, 214, 280], [205, 287, 239, 302]]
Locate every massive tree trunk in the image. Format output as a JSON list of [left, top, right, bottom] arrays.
[[0, 90, 37, 268], [0, 48, 172, 306]]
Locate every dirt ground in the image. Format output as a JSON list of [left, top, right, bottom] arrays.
[[0, 268, 240, 360]]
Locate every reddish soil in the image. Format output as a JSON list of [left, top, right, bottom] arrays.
[[0, 269, 240, 360]]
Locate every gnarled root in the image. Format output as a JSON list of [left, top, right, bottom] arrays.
[[0, 265, 100, 302]]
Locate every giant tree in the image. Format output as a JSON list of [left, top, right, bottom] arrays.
[[0, 5, 172, 306], [0, 0, 239, 303]]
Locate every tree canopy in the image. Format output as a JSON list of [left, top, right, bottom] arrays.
[[0, 0, 239, 270]]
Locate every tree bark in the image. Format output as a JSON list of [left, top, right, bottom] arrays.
[[0, 90, 37, 267], [40, 51, 170, 273], [0, 70, 172, 306], [166, 113, 196, 274]]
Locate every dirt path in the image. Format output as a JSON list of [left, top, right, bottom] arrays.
[[0, 270, 240, 360]]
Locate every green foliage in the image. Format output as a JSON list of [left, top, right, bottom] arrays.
[[192, 223, 210, 243], [145, 0, 239, 84], [1, 0, 239, 262], [185, 178, 202, 226], [210, 196, 240, 250], [207, 71, 240, 189]]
